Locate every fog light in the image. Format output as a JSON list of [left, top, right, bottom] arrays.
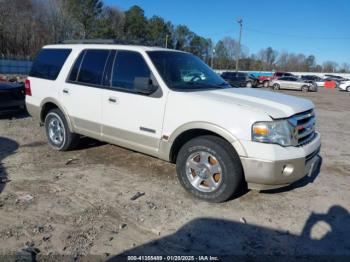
[[282, 164, 294, 176]]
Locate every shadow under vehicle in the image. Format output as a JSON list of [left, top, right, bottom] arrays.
[[110, 205, 350, 261], [0, 137, 19, 194]]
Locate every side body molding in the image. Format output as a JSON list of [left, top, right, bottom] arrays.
[[158, 122, 247, 161]]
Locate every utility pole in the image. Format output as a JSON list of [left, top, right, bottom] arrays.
[[165, 34, 169, 48], [235, 17, 243, 72], [211, 48, 215, 68]]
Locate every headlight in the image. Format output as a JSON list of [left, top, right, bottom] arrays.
[[252, 120, 294, 146]]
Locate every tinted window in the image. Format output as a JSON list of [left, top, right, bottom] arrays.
[[78, 50, 110, 85], [148, 51, 229, 91], [30, 49, 71, 80], [112, 51, 150, 90], [68, 51, 85, 82]]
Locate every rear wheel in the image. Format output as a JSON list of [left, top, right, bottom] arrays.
[[44, 108, 79, 151], [246, 81, 253, 88], [301, 85, 309, 92], [263, 81, 269, 88], [176, 135, 244, 202], [273, 83, 280, 90], [347, 86, 350, 92]]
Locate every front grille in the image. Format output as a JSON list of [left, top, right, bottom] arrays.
[[289, 109, 316, 146]]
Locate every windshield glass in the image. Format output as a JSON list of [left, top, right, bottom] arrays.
[[147, 51, 231, 91]]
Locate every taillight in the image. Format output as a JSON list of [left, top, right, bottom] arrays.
[[25, 79, 32, 96]]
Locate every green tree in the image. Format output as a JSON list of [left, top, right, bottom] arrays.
[[124, 5, 148, 43], [92, 6, 124, 39], [147, 16, 171, 47], [66, 0, 103, 38], [189, 35, 211, 61], [174, 25, 193, 51]]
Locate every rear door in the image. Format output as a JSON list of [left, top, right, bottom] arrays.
[[61, 49, 111, 138], [27, 48, 72, 110]]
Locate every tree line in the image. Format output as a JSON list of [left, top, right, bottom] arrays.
[[0, 0, 348, 73]]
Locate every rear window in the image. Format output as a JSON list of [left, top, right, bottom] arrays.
[[29, 49, 71, 80]]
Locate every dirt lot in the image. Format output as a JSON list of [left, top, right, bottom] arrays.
[[0, 87, 349, 261]]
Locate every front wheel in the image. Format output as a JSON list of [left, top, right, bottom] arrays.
[[347, 86, 350, 92], [44, 108, 79, 151], [301, 85, 309, 92], [246, 81, 253, 88], [176, 135, 244, 202]]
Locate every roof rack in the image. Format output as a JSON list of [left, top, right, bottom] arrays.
[[60, 39, 122, 45]]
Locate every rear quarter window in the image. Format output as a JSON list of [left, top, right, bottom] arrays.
[[29, 49, 71, 80]]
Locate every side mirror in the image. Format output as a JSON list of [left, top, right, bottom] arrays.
[[134, 77, 158, 95]]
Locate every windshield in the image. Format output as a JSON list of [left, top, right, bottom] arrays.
[[147, 51, 230, 91]]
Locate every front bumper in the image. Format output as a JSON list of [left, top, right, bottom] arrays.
[[239, 132, 321, 190]]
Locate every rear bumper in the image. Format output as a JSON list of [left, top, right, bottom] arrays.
[[239, 132, 321, 190], [26, 102, 40, 118]]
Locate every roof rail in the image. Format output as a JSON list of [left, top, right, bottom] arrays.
[[60, 39, 121, 45]]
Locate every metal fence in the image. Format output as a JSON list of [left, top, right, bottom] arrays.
[[0, 58, 33, 75]]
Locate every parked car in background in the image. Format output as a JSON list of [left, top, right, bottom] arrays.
[[338, 80, 350, 92], [221, 71, 259, 87], [259, 72, 295, 87], [324, 74, 349, 82], [270, 76, 317, 92], [324, 75, 349, 87], [0, 81, 25, 114], [301, 75, 325, 87]]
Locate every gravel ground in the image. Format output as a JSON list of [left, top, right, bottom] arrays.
[[0, 87, 349, 261]]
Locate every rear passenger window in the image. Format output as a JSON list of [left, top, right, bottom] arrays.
[[112, 51, 150, 90], [68, 51, 85, 82], [30, 49, 71, 80], [77, 50, 110, 85]]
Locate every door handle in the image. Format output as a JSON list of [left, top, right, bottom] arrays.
[[63, 88, 69, 94], [108, 97, 117, 103]]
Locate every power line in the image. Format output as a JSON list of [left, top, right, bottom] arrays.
[[244, 27, 350, 40], [203, 27, 350, 40]]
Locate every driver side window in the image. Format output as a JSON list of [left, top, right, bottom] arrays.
[[111, 51, 151, 91]]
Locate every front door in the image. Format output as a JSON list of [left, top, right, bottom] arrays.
[[101, 50, 166, 157]]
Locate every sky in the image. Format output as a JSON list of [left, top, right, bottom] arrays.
[[105, 0, 350, 65]]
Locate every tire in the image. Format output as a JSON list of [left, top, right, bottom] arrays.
[[263, 81, 269, 88], [273, 83, 280, 90], [44, 108, 79, 151], [246, 81, 252, 88], [301, 85, 309, 92], [176, 135, 244, 203], [347, 86, 350, 92]]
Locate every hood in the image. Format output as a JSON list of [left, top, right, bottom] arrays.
[[190, 88, 314, 119]]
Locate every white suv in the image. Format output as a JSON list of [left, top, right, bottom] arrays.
[[25, 42, 321, 202]]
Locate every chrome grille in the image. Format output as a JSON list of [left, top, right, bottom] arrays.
[[288, 109, 316, 146]]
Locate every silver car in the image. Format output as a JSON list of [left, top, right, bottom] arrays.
[[270, 76, 317, 92]]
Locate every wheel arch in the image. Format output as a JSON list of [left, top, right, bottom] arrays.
[[40, 98, 74, 132], [160, 122, 247, 163]]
